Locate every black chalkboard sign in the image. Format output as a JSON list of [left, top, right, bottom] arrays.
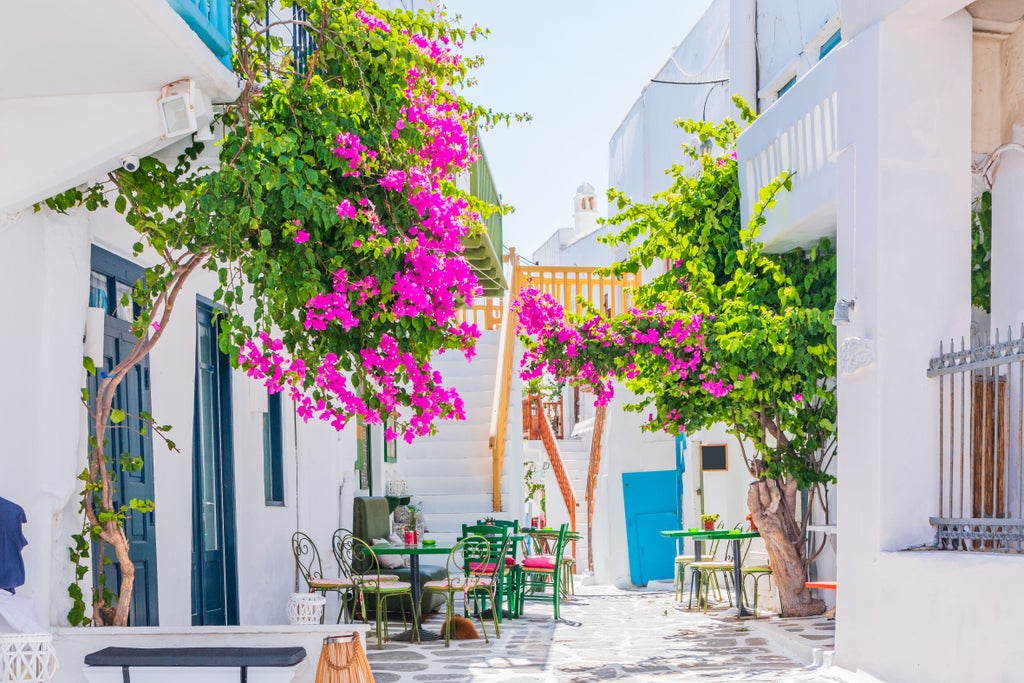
[[701, 444, 728, 471]]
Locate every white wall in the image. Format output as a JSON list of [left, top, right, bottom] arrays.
[[0, 203, 359, 629], [608, 1, 730, 208], [834, 9, 979, 682], [754, 0, 840, 109]]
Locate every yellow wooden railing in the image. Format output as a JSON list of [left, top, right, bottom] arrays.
[[486, 249, 519, 511], [472, 250, 640, 512]]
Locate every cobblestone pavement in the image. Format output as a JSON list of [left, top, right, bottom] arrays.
[[364, 584, 864, 682]]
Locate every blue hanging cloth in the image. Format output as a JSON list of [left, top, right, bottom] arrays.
[[0, 497, 27, 594]]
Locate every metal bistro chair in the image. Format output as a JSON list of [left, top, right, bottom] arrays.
[[291, 531, 357, 624], [336, 533, 418, 648], [691, 532, 754, 614], [520, 523, 569, 620], [422, 535, 500, 647], [463, 523, 515, 621], [476, 519, 524, 617]]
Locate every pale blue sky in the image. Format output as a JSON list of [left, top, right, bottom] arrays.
[[443, 1, 713, 258]]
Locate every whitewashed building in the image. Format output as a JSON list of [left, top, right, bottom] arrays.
[[734, 0, 1024, 680], [0, 3, 513, 680]]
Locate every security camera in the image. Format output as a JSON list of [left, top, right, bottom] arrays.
[[121, 155, 141, 172]]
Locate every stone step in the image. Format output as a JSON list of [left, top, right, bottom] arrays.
[[415, 492, 504, 514], [399, 457, 494, 478], [404, 475, 493, 497]]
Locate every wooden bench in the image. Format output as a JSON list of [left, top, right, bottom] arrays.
[[83, 646, 306, 683]]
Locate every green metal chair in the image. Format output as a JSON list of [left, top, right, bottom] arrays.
[[337, 534, 418, 648], [422, 535, 500, 647], [291, 531, 357, 624], [462, 523, 514, 621], [520, 523, 569, 620]]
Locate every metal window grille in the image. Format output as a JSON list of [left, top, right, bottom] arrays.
[[927, 326, 1024, 552]]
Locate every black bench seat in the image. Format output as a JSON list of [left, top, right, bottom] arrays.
[[84, 647, 306, 682]]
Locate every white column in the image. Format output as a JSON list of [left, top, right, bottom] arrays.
[[834, 8, 972, 675]]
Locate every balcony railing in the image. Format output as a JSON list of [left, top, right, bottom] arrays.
[[927, 326, 1024, 553], [737, 54, 838, 252], [167, 0, 232, 68], [457, 264, 642, 331]]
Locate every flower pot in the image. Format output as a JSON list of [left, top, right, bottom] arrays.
[[702, 520, 716, 531]]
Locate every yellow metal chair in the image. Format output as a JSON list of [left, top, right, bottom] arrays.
[[291, 531, 357, 624], [338, 535, 418, 648]]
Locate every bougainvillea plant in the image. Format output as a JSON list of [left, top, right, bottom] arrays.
[[46, 0, 511, 626], [515, 99, 837, 617]]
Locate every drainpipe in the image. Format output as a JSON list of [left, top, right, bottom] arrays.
[[730, 0, 758, 116]]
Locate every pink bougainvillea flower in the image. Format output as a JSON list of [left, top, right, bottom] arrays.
[[793, 393, 803, 403], [294, 230, 310, 244], [336, 200, 357, 219]]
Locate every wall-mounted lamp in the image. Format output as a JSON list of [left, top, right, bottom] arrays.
[[158, 80, 197, 138], [832, 298, 856, 326]]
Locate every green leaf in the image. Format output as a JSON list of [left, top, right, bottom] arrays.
[[110, 409, 126, 424], [83, 356, 96, 376]]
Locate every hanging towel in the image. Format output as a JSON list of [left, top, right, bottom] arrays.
[[0, 497, 27, 594]]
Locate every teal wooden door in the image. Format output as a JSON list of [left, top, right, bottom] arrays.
[[191, 301, 239, 625], [622, 470, 679, 586], [88, 247, 159, 626]]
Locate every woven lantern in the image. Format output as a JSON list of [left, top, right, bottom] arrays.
[[1, 633, 59, 683]]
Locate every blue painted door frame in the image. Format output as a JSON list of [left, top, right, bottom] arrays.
[[191, 300, 239, 625]]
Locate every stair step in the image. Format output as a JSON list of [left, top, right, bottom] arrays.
[[400, 458, 494, 478], [404, 475, 492, 495], [415, 492, 503, 514]]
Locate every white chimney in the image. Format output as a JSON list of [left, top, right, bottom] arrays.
[[573, 182, 598, 237]]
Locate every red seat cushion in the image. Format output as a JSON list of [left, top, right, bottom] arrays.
[[522, 556, 557, 570], [469, 562, 497, 574], [504, 556, 517, 566]]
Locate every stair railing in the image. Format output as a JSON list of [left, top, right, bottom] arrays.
[[533, 394, 578, 559], [488, 249, 519, 511], [584, 404, 608, 572]]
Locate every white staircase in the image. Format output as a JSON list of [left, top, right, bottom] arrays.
[[398, 330, 515, 542]]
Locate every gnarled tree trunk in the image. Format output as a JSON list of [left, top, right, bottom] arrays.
[[747, 478, 824, 617]]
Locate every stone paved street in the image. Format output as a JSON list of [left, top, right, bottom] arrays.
[[365, 584, 866, 682]]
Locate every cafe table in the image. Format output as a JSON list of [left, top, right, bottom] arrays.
[[661, 529, 760, 617], [371, 540, 452, 642]]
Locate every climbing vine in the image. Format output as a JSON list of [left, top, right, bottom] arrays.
[[515, 98, 837, 616], [47, 0, 512, 625]]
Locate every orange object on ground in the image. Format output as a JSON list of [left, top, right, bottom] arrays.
[[805, 580, 837, 590]]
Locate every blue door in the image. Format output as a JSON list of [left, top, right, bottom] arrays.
[[88, 247, 159, 625], [622, 470, 679, 586], [191, 300, 239, 625]]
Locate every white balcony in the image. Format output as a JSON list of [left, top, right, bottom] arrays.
[[0, 0, 239, 214], [738, 54, 839, 253]]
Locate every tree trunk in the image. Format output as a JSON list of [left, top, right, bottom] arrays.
[[747, 478, 824, 617]]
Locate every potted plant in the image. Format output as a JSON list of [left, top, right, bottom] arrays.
[[700, 513, 720, 531]]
